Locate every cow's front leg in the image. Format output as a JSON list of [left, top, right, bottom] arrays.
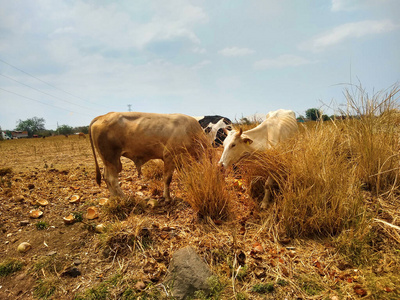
[[104, 161, 125, 198], [260, 176, 274, 209]]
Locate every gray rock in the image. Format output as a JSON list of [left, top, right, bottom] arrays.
[[164, 246, 213, 300]]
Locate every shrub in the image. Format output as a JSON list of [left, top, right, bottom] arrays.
[[239, 84, 400, 238]]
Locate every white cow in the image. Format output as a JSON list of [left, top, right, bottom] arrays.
[[219, 109, 298, 208]]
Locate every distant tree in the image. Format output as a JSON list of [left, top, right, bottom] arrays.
[[240, 117, 251, 125], [58, 124, 74, 135], [73, 126, 89, 134], [15, 117, 46, 137], [305, 108, 322, 121], [322, 114, 330, 121]]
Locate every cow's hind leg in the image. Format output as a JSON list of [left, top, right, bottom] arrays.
[[162, 157, 175, 202], [103, 159, 124, 197]]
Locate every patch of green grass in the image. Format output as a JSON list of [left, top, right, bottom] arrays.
[[334, 218, 377, 266], [235, 265, 248, 281], [103, 196, 139, 220], [277, 279, 288, 286], [251, 283, 274, 294], [31, 255, 66, 278], [72, 211, 84, 222], [36, 221, 49, 230], [74, 283, 109, 300], [298, 276, 323, 296], [235, 292, 248, 300], [0, 258, 23, 276], [364, 269, 400, 299], [33, 279, 57, 299], [194, 276, 225, 299], [120, 288, 137, 300]]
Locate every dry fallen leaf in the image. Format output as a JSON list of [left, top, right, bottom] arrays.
[[86, 206, 99, 220], [63, 214, 76, 225], [98, 198, 108, 206], [353, 285, 367, 297], [29, 209, 43, 219], [69, 195, 80, 203], [36, 199, 49, 206], [253, 242, 263, 253]]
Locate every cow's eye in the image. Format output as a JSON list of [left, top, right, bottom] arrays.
[[230, 144, 236, 148]]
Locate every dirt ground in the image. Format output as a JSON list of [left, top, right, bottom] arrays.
[[0, 136, 399, 299]]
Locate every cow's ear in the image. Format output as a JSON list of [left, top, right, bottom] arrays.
[[222, 127, 230, 135], [243, 137, 253, 145]]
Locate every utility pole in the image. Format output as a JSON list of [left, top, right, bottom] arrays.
[[127, 104, 132, 112]]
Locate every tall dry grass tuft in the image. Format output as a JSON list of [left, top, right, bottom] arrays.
[[240, 123, 364, 237], [240, 83, 400, 244], [281, 122, 365, 237], [340, 84, 400, 194], [176, 146, 235, 221]]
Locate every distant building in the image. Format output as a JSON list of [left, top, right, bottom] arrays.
[[12, 131, 29, 139]]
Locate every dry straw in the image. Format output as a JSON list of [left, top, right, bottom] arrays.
[[238, 84, 400, 240], [175, 144, 235, 221]]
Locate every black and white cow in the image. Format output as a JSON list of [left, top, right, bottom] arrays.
[[193, 115, 232, 147]]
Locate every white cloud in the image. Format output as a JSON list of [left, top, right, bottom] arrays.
[[45, 1, 208, 51], [52, 26, 74, 35], [300, 19, 398, 52], [218, 47, 255, 57], [192, 47, 206, 54], [254, 54, 313, 69], [192, 60, 211, 70], [331, 0, 393, 12]]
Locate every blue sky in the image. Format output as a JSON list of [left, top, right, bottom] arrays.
[[1, 0, 399, 130]]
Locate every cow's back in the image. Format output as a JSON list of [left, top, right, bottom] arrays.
[[90, 112, 204, 160], [266, 111, 298, 147]]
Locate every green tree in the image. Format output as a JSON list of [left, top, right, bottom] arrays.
[[305, 108, 322, 121], [73, 126, 89, 134], [15, 117, 46, 137], [58, 124, 73, 135]]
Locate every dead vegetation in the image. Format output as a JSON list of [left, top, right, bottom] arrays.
[[0, 84, 400, 299]]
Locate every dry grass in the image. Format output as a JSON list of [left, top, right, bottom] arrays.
[[1, 84, 400, 299], [237, 84, 400, 243], [176, 146, 236, 221]]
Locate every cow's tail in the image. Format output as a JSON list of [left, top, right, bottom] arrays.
[[89, 118, 102, 186]]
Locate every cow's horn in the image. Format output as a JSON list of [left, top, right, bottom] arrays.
[[235, 128, 243, 137]]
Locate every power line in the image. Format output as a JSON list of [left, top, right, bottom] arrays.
[[0, 57, 114, 110], [0, 73, 101, 112], [0, 87, 93, 117]]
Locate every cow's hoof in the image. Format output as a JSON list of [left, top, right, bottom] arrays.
[[162, 197, 172, 204], [260, 202, 268, 209]]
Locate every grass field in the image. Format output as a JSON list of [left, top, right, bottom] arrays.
[[0, 85, 400, 299]]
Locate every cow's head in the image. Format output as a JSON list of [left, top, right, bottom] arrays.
[[204, 118, 232, 147], [218, 128, 253, 167]]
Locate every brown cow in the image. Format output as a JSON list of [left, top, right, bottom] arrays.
[[89, 112, 206, 201], [78, 132, 86, 138]]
